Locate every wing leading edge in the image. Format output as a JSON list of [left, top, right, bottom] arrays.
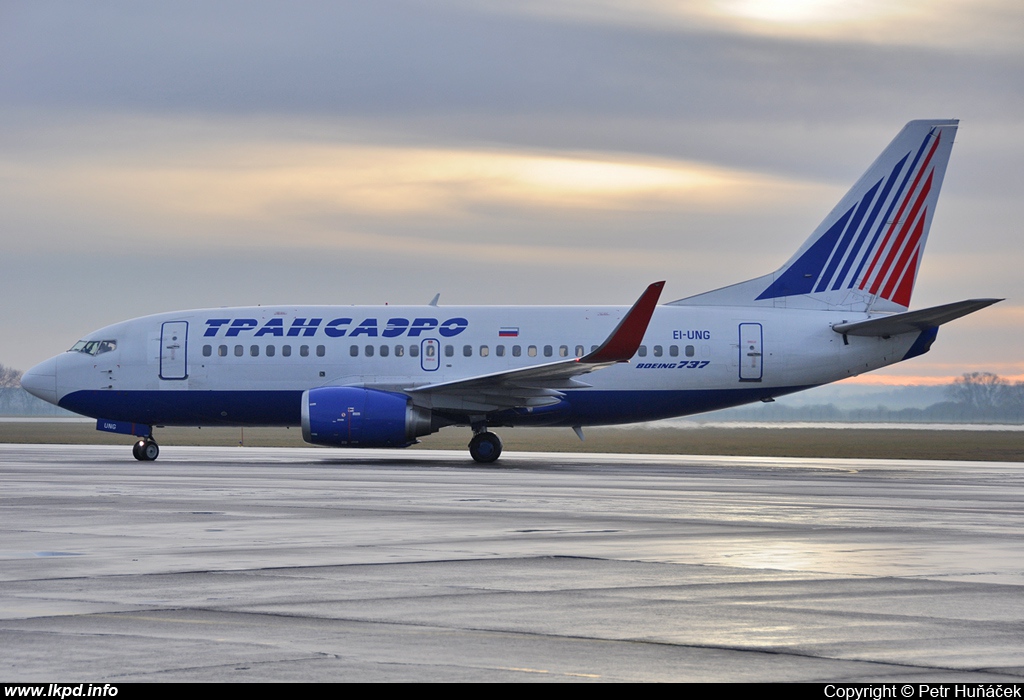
[[402, 281, 665, 412]]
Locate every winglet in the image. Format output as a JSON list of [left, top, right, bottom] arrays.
[[580, 281, 664, 363]]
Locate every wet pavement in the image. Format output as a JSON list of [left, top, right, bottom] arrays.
[[2, 444, 1022, 681]]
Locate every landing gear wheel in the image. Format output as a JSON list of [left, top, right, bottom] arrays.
[[133, 438, 159, 461], [142, 440, 159, 461], [468, 431, 502, 463]]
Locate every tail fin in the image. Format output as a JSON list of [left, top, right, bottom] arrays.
[[671, 119, 959, 312]]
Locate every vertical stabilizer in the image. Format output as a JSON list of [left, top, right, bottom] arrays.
[[671, 120, 959, 312]]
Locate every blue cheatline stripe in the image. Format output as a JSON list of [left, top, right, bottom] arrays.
[[756, 206, 854, 300], [835, 152, 908, 291], [59, 386, 818, 431], [851, 131, 934, 291], [60, 390, 305, 426], [815, 178, 882, 293]]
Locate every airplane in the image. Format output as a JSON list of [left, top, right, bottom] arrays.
[[20, 119, 1001, 463]]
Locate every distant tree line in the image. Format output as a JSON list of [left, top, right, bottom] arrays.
[[0, 364, 21, 389], [942, 372, 1024, 422], [712, 372, 1024, 424]]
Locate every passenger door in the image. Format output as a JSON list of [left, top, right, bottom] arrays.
[[159, 321, 189, 380]]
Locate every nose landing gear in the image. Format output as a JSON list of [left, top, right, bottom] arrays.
[[132, 438, 160, 461]]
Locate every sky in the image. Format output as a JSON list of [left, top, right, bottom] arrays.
[[1, 0, 1022, 384]]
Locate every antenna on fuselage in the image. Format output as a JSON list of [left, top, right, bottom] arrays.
[[428, 293, 440, 307]]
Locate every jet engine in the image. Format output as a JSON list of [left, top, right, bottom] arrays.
[[301, 387, 435, 448]]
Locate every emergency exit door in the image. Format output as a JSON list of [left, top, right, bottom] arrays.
[[420, 338, 439, 372]]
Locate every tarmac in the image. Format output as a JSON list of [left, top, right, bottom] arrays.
[[2, 444, 1022, 682]]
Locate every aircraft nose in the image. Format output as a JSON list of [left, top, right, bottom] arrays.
[[21, 356, 58, 405]]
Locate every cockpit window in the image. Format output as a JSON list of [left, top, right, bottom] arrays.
[[69, 339, 117, 356]]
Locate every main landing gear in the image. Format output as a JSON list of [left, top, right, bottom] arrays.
[[132, 437, 159, 462], [468, 431, 502, 463]]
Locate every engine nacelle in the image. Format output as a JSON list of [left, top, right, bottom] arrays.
[[301, 387, 435, 448]]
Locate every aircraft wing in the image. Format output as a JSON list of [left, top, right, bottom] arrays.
[[832, 298, 1002, 337], [401, 281, 664, 412]]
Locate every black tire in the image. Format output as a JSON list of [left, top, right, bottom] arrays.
[[132, 440, 147, 461], [468, 432, 502, 463]]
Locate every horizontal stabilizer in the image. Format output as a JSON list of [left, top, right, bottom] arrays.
[[832, 298, 1002, 337]]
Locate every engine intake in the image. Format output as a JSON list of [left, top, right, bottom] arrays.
[[301, 387, 435, 448]]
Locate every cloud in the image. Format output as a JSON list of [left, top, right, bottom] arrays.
[[2, 0, 1020, 129], [458, 0, 1024, 51], [0, 116, 821, 258]]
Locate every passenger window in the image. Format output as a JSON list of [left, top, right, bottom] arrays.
[[685, 345, 695, 357], [669, 345, 679, 357], [250, 345, 259, 357], [395, 345, 405, 357], [365, 345, 374, 357], [575, 345, 584, 357], [282, 345, 291, 357], [266, 345, 275, 357], [480, 345, 489, 357], [653, 345, 662, 357], [496, 345, 505, 357], [528, 346, 537, 357], [463, 345, 472, 357], [219, 345, 228, 357], [512, 345, 521, 357], [637, 345, 647, 357], [316, 345, 325, 357], [543, 345, 552, 357], [202, 345, 212, 357], [591, 345, 599, 353], [300, 345, 309, 357], [350, 345, 359, 357], [234, 345, 243, 357], [444, 345, 454, 357], [410, 344, 419, 358], [380, 345, 389, 357], [559, 345, 568, 357]]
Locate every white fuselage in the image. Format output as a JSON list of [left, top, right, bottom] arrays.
[[33, 303, 919, 429]]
